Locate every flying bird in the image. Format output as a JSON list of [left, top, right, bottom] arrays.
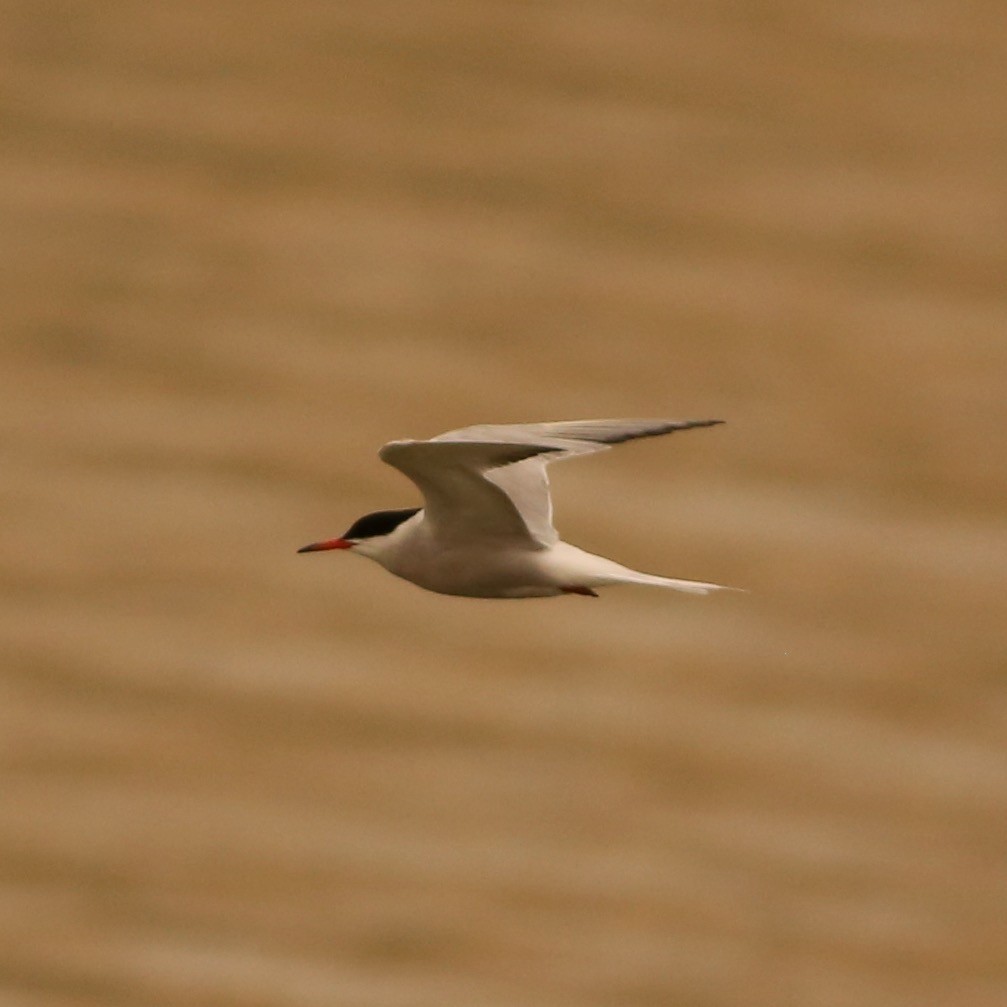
[[298, 418, 732, 599]]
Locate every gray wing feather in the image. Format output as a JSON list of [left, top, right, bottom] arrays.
[[378, 440, 559, 545], [431, 418, 722, 544], [382, 418, 722, 546], [435, 418, 723, 451]]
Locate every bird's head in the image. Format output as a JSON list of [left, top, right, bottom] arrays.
[[298, 507, 420, 559]]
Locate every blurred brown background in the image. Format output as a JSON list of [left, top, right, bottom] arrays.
[[2, 2, 1005, 1005]]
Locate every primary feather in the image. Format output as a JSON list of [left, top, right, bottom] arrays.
[[404, 418, 723, 545]]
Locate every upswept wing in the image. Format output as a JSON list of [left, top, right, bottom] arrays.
[[380, 418, 721, 547], [378, 439, 561, 545]]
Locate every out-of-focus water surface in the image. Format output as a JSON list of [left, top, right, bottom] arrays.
[[2, 3, 1005, 1005]]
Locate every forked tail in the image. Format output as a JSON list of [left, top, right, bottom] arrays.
[[550, 544, 738, 596], [612, 570, 736, 595]]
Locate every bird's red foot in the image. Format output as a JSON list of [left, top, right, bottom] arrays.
[[561, 586, 599, 597]]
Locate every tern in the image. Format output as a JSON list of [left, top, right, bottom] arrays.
[[298, 418, 732, 599]]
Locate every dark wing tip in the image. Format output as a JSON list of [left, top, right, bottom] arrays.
[[597, 418, 726, 445]]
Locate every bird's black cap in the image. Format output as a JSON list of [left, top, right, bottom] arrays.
[[343, 508, 420, 540]]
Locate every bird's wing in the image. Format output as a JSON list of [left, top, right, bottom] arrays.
[[378, 439, 562, 546], [382, 418, 722, 547]]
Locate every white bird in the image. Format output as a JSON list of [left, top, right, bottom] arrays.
[[298, 418, 733, 599]]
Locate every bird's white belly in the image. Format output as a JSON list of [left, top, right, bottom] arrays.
[[380, 538, 563, 598]]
